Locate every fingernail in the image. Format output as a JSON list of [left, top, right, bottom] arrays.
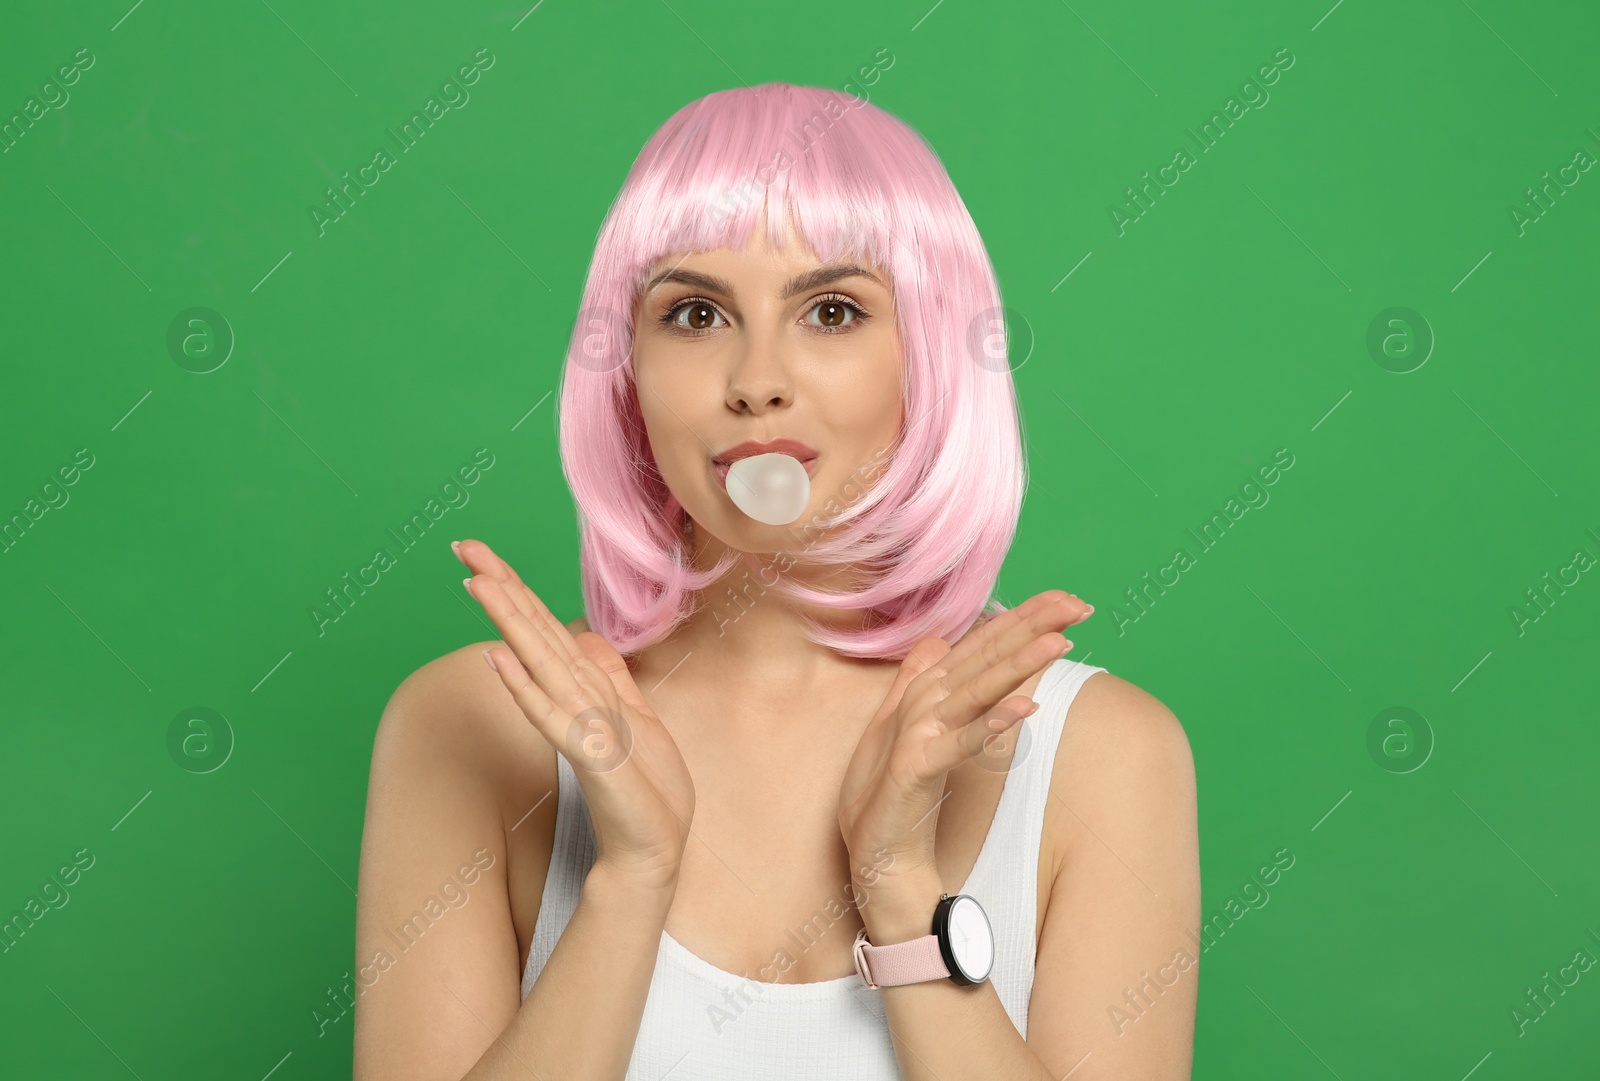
[[451, 540, 467, 566], [482, 649, 497, 672], [463, 576, 474, 597]]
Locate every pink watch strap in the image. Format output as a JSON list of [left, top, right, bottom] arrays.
[[852, 927, 950, 988]]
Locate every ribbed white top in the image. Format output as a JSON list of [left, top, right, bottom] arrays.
[[520, 657, 1106, 1078]]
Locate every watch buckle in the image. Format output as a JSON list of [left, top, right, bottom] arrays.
[[852, 927, 877, 989]]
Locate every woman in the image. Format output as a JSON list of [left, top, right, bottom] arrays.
[[354, 83, 1198, 1080]]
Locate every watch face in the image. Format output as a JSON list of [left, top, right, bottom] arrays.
[[944, 895, 994, 982]]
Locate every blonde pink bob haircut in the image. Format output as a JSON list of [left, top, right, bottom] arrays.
[[556, 82, 1028, 661]]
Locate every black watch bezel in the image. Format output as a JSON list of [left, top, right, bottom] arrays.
[[931, 892, 994, 986]]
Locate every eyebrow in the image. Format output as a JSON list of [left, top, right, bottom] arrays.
[[641, 262, 886, 302]]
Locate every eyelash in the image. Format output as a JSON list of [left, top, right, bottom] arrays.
[[657, 293, 871, 336]]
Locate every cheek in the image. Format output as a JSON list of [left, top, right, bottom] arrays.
[[818, 337, 900, 409], [640, 411, 691, 480], [836, 353, 901, 436], [634, 371, 715, 483]]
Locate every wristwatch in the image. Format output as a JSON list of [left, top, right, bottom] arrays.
[[852, 893, 995, 988]]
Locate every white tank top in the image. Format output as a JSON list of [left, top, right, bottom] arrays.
[[520, 657, 1106, 1078]]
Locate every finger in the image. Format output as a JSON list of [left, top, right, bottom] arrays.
[[482, 642, 566, 748], [842, 638, 950, 796], [467, 573, 584, 711], [874, 638, 950, 739], [890, 639, 950, 711], [929, 592, 1065, 692], [899, 594, 1076, 726], [936, 591, 1078, 694], [927, 632, 1070, 734], [457, 538, 579, 662], [573, 631, 654, 722], [924, 694, 1038, 778], [1051, 590, 1095, 626], [502, 636, 640, 779], [455, 538, 534, 620]]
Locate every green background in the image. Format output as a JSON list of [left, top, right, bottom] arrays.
[[3, 0, 1597, 1076]]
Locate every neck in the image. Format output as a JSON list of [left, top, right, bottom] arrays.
[[631, 521, 894, 703]]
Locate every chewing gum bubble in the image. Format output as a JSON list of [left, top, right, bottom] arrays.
[[725, 453, 810, 525]]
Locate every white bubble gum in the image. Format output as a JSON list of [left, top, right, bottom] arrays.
[[724, 453, 812, 526]]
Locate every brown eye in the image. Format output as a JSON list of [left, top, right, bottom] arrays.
[[803, 294, 868, 333], [663, 300, 727, 332]]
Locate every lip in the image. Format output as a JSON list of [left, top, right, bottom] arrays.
[[711, 439, 820, 489], [713, 438, 820, 465]]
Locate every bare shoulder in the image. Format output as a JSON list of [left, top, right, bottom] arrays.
[[368, 638, 559, 810], [1047, 668, 1197, 865], [367, 621, 602, 842], [1061, 669, 1191, 761], [353, 635, 571, 1078], [1028, 668, 1200, 1074]]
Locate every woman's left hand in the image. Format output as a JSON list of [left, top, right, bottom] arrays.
[[837, 590, 1093, 921]]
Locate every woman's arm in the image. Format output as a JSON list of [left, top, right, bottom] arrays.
[[483, 863, 676, 1080], [353, 646, 677, 1081], [857, 671, 1200, 1081], [1024, 672, 1200, 1078]]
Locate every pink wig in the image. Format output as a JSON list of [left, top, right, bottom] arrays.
[[556, 82, 1027, 661]]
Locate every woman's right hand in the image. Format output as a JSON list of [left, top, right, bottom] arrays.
[[456, 538, 694, 893]]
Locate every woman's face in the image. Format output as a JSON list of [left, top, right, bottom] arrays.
[[632, 209, 903, 556]]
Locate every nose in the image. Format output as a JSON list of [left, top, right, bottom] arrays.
[[724, 333, 793, 416]]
